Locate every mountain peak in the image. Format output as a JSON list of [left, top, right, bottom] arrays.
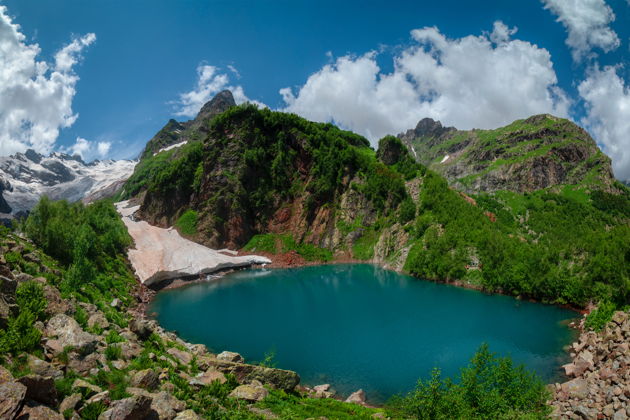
[[412, 118, 455, 138], [197, 90, 236, 120]]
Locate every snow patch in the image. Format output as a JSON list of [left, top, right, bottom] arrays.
[[154, 141, 188, 156], [440, 155, 450, 163]]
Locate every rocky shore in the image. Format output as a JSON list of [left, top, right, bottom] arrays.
[[551, 311, 630, 419]]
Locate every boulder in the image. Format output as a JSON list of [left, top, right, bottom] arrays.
[[27, 355, 63, 380], [98, 395, 154, 420], [129, 319, 153, 340], [0, 365, 14, 384], [209, 360, 300, 392], [17, 375, 57, 406], [67, 352, 103, 375], [345, 389, 367, 405], [150, 391, 186, 420], [188, 368, 226, 388], [85, 391, 110, 406], [130, 369, 160, 390], [45, 314, 98, 355], [0, 275, 18, 328], [217, 351, 244, 363], [228, 383, 269, 402], [59, 393, 82, 414], [87, 312, 109, 329], [72, 379, 102, 396], [0, 381, 26, 420], [43, 285, 72, 317], [561, 378, 589, 399], [312, 384, 334, 399], [166, 348, 192, 365], [15, 400, 64, 420], [174, 410, 202, 420], [119, 342, 143, 360]]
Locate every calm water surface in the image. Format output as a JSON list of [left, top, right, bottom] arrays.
[[149, 264, 576, 402]]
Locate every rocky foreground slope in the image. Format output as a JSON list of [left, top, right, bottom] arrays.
[[0, 228, 386, 419], [552, 311, 630, 419], [398, 114, 618, 193]]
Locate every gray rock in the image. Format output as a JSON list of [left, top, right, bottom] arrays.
[[166, 348, 192, 365], [228, 384, 269, 402], [27, 355, 63, 380], [87, 312, 109, 329], [0, 365, 14, 384], [72, 379, 102, 396], [217, 351, 243, 363], [345, 389, 367, 405], [45, 314, 98, 355], [129, 319, 153, 340], [188, 369, 226, 388], [131, 369, 160, 391], [98, 395, 154, 420], [174, 410, 202, 420], [150, 391, 186, 420], [15, 400, 64, 420], [0, 381, 26, 420], [59, 393, 82, 414]]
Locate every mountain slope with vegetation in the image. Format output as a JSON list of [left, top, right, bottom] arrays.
[[398, 114, 619, 194], [125, 96, 630, 309]]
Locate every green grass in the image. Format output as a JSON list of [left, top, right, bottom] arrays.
[[243, 233, 332, 262], [175, 210, 198, 236], [257, 390, 390, 419], [352, 229, 379, 260]]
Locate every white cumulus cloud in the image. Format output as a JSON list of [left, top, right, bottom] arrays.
[[62, 137, 111, 161], [578, 66, 630, 182], [173, 64, 264, 117], [541, 0, 620, 62], [280, 21, 569, 144], [0, 6, 95, 157]]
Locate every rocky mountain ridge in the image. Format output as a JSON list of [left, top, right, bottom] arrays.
[[398, 114, 619, 194], [0, 150, 136, 221]]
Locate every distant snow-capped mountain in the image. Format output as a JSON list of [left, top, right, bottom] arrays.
[[0, 149, 136, 218]]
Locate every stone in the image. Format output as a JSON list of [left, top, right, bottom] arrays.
[[174, 410, 202, 420], [119, 342, 143, 360], [87, 312, 109, 329], [85, 391, 110, 405], [150, 391, 186, 420], [15, 400, 64, 420], [228, 384, 269, 402], [131, 369, 160, 390], [0, 381, 26, 420], [67, 352, 103, 376], [0, 275, 18, 328], [27, 355, 63, 380], [312, 384, 334, 399], [17, 375, 57, 406], [0, 365, 13, 384], [345, 389, 367, 405], [72, 379, 102, 396], [167, 348, 192, 365], [188, 369, 226, 387], [59, 393, 82, 414], [612, 311, 628, 326], [562, 378, 589, 399], [209, 359, 300, 392], [43, 285, 72, 317], [614, 409, 628, 420], [574, 405, 597, 420], [98, 395, 154, 420], [45, 314, 98, 355], [129, 319, 153, 340], [217, 351, 243, 363], [110, 298, 122, 308]]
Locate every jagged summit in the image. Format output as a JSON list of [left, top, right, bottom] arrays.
[[140, 90, 236, 159], [399, 114, 617, 193]]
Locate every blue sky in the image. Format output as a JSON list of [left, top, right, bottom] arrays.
[[1, 0, 629, 180]]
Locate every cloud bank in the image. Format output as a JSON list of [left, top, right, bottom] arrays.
[[0, 6, 95, 156], [280, 22, 569, 143], [541, 0, 620, 61], [579, 66, 630, 182]]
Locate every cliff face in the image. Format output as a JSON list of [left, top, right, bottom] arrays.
[[398, 114, 618, 193]]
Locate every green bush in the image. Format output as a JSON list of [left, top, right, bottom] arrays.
[[389, 344, 550, 419], [585, 301, 617, 331]]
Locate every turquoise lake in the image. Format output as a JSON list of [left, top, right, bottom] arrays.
[[148, 264, 576, 402]]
